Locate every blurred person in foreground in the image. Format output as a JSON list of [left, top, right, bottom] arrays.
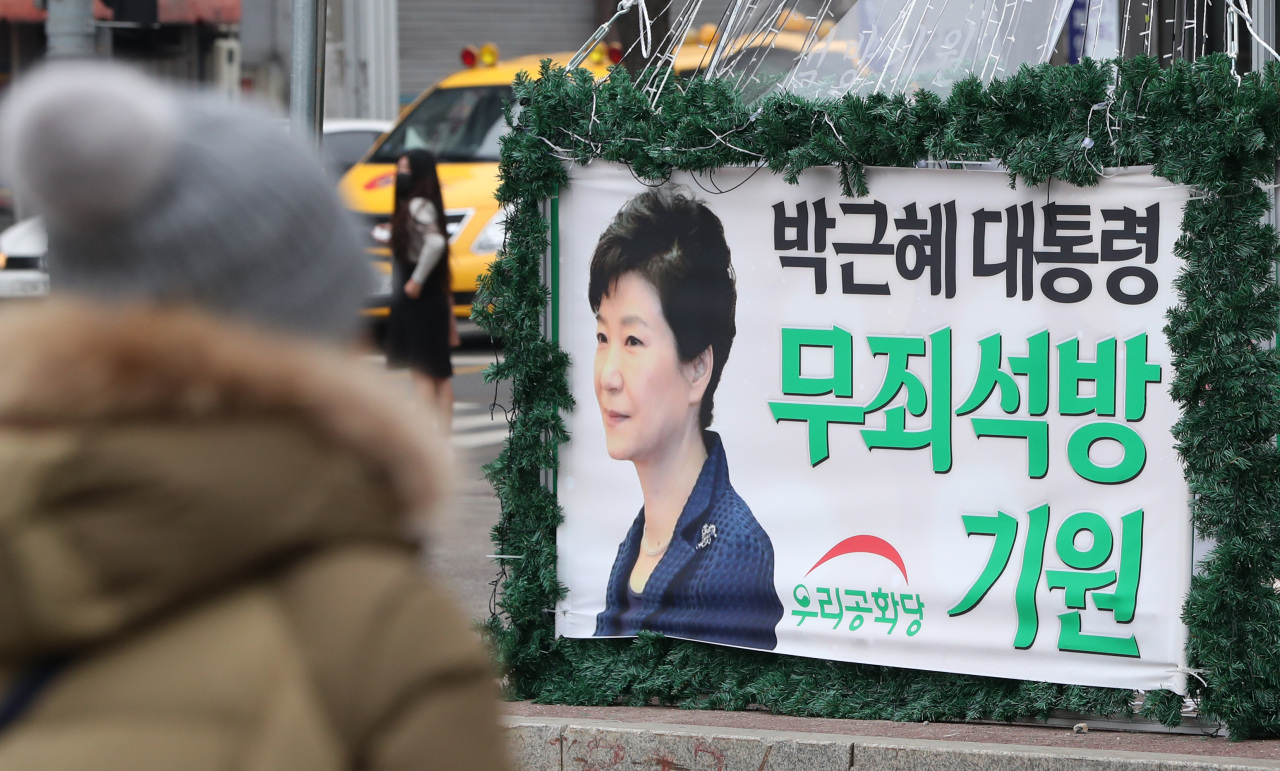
[[388, 149, 454, 429], [0, 63, 509, 771]]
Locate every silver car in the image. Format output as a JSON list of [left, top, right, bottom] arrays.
[[0, 217, 48, 299]]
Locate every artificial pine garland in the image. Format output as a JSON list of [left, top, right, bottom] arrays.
[[475, 53, 1280, 738]]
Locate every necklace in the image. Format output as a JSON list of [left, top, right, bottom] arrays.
[[642, 526, 669, 556]]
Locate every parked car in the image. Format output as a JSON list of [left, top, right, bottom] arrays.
[[320, 119, 392, 178], [0, 216, 48, 300]]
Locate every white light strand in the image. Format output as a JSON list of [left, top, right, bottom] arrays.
[[725, 0, 788, 92], [636, 0, 655, 59], [1037, 0, 1070, 58], [704, 0, 752, 79], [839, 0, 921, 96], [978, 0, 1018, 81], [967, 0, 1005, 77], [900, 0, 956, 92], [1180, 0, 1199, 60], [1177, 0, 1188, 60], [781, 0, 836, 90], [1119, 0, 1134, 58], [637, 0, 698, 98], [1082, 100, 1121, 178], [1087, 0, 1106, 58], [857, 0, 919, 94], [583, 0, 1127, 109], [892, 0, 939, 92], [1167, 665, 1209, 689], [645, 0, 703, 106]]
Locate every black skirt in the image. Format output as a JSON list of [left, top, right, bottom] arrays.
[[386, 261, 453, 378]]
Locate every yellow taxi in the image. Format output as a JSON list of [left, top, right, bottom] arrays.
[[338, 43, 616, 325], [673, 15, 841, 86]]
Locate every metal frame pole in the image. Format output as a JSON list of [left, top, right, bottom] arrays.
[[1254, 0, 1278, 246], [1251, 0, 1275, 69], [289, 0, 326, 144], [45, 0, 95, 59]]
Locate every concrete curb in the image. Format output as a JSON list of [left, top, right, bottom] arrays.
[[503, 716, 1280, 770]]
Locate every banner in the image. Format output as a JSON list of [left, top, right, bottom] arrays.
[[553, 161, 1192, 693]]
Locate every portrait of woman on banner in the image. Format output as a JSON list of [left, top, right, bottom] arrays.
[[590, 186, 784, 651]]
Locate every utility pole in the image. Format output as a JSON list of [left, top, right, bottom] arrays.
[[43, 0, 95, 59], [289, 0, 326, 145]]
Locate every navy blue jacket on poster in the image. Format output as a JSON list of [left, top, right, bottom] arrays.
[[594, 432, 784, 650]]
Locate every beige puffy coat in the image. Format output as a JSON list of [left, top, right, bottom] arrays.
[[0, 301, 508, 771]]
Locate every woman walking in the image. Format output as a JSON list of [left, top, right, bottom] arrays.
[[388, 149, 455, 429]]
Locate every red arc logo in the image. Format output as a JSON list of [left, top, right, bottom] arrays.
[[805, 535, 908, 583]]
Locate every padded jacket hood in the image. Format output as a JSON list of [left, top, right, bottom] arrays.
[[0, 299, 444, 660], [0, 300, 508, 771]]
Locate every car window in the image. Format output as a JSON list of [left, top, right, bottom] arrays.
[[369, 85, 514, 164], [322, 130, 384, 175], [724, 47, 798, 101], [677, 47, 798, 99]]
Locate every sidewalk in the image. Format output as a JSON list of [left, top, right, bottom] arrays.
[[504, 702, 1280, 770]]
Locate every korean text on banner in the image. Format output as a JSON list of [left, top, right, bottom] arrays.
[[554, 162, 1191, 693]]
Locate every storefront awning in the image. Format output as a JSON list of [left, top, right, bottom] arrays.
[[0, 0, 239, 24], [0, 0, 113, 23], [157, 0, 238, 24]]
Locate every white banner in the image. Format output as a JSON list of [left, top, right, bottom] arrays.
[[553, 162, 1192, 692]]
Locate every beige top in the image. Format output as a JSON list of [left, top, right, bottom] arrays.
[[407, 197, 447, 285]]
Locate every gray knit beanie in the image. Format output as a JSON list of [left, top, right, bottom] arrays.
[[0, 62, 369, 341]]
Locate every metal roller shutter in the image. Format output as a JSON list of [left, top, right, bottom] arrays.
[[397, 0, 597, 102]]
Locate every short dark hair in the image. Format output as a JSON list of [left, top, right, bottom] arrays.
[[589, 186, 736, 430]]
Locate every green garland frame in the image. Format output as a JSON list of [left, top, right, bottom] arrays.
[[475, 54, 1280, 739]]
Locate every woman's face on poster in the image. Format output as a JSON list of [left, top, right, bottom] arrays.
[[594, 272, 706, 465]]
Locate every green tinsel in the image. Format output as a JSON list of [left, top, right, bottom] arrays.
[[474, 53, 1280, 739]]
